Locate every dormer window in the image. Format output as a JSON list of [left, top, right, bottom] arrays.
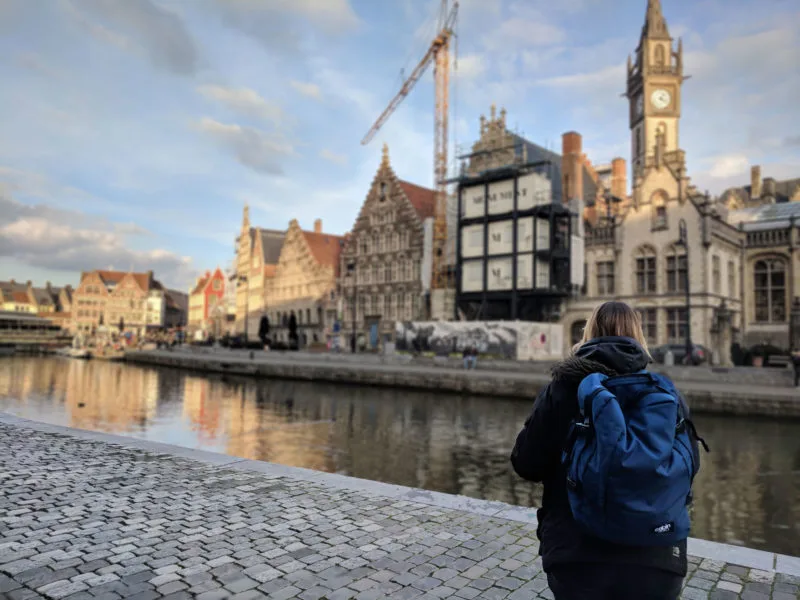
[[379, 182, 387, 202]]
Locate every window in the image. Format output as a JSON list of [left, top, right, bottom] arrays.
[[712, 256, 721, 294], [728, 260, 736, 298], [371, 295, 379, 315], [754, 259, 787, 323], [391, 262, 398, 282], [637, 308, 657, 345], [379, 182, 387, 201], [654, 206, 667, 229], [212, 279, 221, 291], [306, 308, 311, 323], [635, 247, 657, 294], [666, 308, 687, 344], [397, 292, 406, 320], [372, 264, 379, 283], [596, 261, 615, 296], [666, 246, 687, 293], [384, 264, 391, 283]]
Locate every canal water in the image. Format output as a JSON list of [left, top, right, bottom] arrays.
[[0, 356, 798, 555]]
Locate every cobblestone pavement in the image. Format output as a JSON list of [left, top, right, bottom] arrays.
[[1, 423, 798, 600]]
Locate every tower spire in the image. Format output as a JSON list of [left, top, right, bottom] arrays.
[[641, 0, 670, 40]]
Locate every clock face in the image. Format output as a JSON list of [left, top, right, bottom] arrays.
[[651, 88, 671, 110]]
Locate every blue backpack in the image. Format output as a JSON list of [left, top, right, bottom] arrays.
[[563, 371, 708, 547]]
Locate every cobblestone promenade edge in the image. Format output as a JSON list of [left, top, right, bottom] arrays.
[[0, 414, 798, 600]]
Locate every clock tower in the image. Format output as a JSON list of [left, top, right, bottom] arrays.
[[627, 0, 685, 182]]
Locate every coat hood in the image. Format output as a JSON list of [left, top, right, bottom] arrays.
[[552, 336, 650, 383]]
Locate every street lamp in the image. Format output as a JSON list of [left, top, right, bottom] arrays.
[[676, 218, 692, 363], [347, 262, 357, 353]]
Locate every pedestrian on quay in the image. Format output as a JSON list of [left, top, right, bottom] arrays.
[[462, 345, 478, 370], [258, 312, 271, 350], [792, 348, 800, 387], [511, 301, 707, 600]]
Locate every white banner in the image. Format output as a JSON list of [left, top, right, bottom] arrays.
[[462, 260, 483, 292], [536, 258, 550, 289], [517, 254, 533, 289], [536, 218, 550, 250], [462, 185, 485, 219], [487, 220, 513, 255], [518, 173, 552, 211], [517, 218, 534, 252], [487, 179, 514, 215], [486, 257, 513, 291], [460, 224, 484, 258]]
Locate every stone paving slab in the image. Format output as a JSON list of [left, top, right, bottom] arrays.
[[0, 415, 798, 599]]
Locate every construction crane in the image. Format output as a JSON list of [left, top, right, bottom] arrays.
[[361, 0, 458, 292]]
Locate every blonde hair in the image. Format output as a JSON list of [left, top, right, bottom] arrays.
[[573, 301, 651, 358]]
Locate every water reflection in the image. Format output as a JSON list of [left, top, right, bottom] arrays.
[[0, 356, 797, 555]]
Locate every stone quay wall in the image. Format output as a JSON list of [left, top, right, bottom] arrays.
[[125, 350, 800, 419]]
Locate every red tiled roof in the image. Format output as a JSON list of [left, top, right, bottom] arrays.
[[398, 180, 436, 221], [11, 291, 30, 303], [87, 270, 153, 291], [301, 231, 344, 270], [190, 276, 210, 296]]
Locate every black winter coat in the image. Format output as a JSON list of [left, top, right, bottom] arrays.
[[511, 336, 693, 576]]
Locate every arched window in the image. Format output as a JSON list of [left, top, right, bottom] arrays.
[[654, 44, 666, 66], [666, 244, 687, 293], [754, 259, 787, 322], [570, 320, 586, 345], [635, 246, 657, 294]]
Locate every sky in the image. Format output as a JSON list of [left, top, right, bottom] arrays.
[[0, 0, 798, 290]]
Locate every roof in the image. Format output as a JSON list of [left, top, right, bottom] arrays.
[[11, 291, 30, 304], [398, 180, 436, 221], [301, 230, 344, 269], [85, 270, 154, 291], [263, 264, 277, 278], [256, 228, 285, 264], [722, 177, 800, 206], [30, 287, 54, 306], [190, 276, 210, 296], [729, 201, 800, 230]]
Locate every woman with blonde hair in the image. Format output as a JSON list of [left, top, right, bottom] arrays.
[[511, 301, 702, 600]]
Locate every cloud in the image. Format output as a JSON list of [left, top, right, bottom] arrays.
[[213, 0, 359, 55], [61, 0, 200, 75], [196, 118, 297, 175], [706, 154, 749, 179], [481, 3, 566, 53], [457, 54, 487, 80], [290, 80, 322, 101], [319, 149, 347, 166], [784, 135, 800, 148], [0, 192, 194, 287], [197, 85, 284, 123]]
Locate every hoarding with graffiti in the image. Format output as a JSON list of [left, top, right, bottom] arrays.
[[394, 321, 564, 360]]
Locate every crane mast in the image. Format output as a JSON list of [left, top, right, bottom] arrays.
[[361, 0, 457, 293]]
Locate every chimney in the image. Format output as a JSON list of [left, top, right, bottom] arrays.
[[611, 158, 627, 200], [764, 177, 777, 199], [147, 270, 154, 285], [205, 270, 211, 279], [561, 131, 583, 204], [26, 280, 32, 290], [314, 219, 322, 234], [751, 165, 762, 199]]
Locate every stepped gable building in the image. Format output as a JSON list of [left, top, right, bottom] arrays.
[[264, 219, 343, 347], [233, 206, 285, 337], [188, 267, 226, 334], [338, 144, 436, 349], [72, 269, 175, 335]]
